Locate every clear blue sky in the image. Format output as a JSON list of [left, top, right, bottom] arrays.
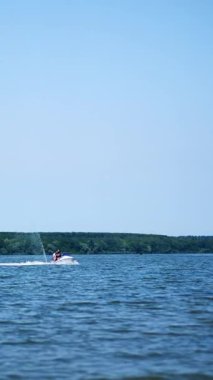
[[0, 0, 212, 235]]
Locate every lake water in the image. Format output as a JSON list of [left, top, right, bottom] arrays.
[[0, 253, 212, 380]]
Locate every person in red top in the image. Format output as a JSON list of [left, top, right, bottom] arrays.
[[53, 249, 62, 262]]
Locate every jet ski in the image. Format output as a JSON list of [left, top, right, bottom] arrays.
[[53, 255, 79, 265]]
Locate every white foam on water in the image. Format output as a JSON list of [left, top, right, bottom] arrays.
[[0, 261, 48, 266], [0, 260, 79, 266]]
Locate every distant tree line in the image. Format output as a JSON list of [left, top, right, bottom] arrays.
[[0, 232, 212, 254]]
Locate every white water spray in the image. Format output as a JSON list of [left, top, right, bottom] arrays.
[[36, 233, 47, 262], [30, 233, 47, 262]]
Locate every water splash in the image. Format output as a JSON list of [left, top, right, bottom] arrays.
[[30, 233, 47, 262], [0, 261, 48, 266], [0, 261, 78, 266], [36, 233, 47, 263]]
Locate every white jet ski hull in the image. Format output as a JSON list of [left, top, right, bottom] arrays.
[[53, 255, 79, 265]]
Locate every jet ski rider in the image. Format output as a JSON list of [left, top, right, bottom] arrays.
[[53, 249, 62, 262]]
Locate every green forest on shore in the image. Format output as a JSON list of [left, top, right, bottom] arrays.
[[0, 232, 212, 254]]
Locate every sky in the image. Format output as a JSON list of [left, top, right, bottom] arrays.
[[0, 0, 212, 235]]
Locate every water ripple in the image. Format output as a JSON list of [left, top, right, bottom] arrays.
[[0, 254, 212, 380]]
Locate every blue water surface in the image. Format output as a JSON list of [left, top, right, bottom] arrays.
[[0, 253, 212, 380]]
